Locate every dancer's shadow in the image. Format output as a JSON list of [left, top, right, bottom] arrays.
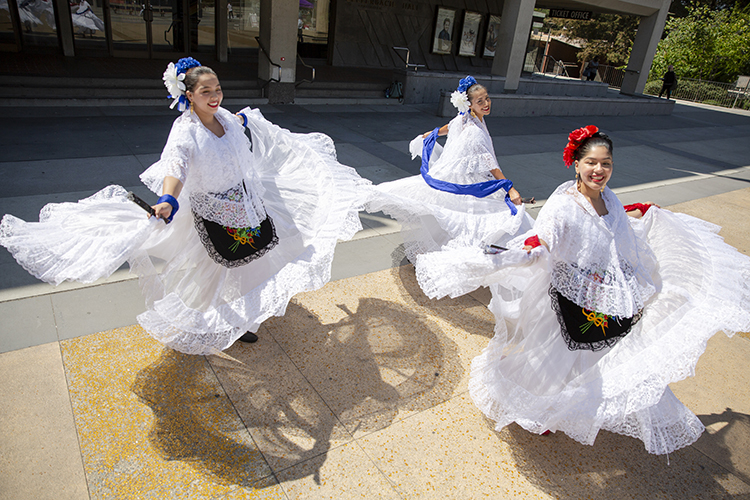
[[389, 254, 496, 339], [496, 407, 750, 499], [209, 296, 464, 485], [131, 349, 272, 488]]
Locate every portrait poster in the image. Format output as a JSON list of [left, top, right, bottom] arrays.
[[458, 11, 483, 57], [432, 7, 456, 55], [483, 15, 501, 58]]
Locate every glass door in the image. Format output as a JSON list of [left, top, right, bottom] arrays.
[[108, 0, 187, 56]]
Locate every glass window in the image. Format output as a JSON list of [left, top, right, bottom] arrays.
[[227, 0, 258, 50], [17, 0, 59, 48], [71, 0, 107, 50]]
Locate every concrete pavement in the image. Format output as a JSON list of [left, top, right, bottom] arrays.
[[1, 100, 749, 499]]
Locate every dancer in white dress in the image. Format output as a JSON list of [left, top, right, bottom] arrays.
[[365, 76, 534, 266], [0, 57, 367, 355], [71, 0, 104, 35], [417, 125, 750, 454]]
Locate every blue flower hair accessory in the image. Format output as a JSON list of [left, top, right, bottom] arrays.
[[450, 75, 478, 115], [163, 57, 202, 112], [456, 75, 477, 93]]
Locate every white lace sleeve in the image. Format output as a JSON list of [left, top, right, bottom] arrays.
[[456, 125, 501, 176], [140, 116, 192, 195]]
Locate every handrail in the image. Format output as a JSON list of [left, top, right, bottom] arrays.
[[254, 36, 280, 85], [392, 47, 425, 71], [295, 53, 316, 87], [541, 54, 570, 78]]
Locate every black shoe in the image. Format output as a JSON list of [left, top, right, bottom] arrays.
[[239, 331, 258, 343]]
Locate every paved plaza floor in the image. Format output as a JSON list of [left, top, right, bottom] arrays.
[[1, 99, 749, 499]]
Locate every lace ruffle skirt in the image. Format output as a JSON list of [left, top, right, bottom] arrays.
[[467, 208, 750, 454], [365, 175, 534, 263], [1, 141, 366, 356]]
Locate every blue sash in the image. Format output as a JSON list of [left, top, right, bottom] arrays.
[[421, 127, 517, 215]]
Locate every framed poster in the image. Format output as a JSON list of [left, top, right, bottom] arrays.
[[432, 7, 456, 55], [483, 15, 502, 58], [458, 11, 483, 57]]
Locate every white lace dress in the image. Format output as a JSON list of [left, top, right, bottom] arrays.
[[365, 112, 534, 263], [417, 181, 750, 454], [0, 107, 367, 355]]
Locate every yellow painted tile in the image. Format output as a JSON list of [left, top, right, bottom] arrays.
[[61, 325, 282, 499], [208, 334, 354, 474], [262, 266, 495, 438], [275, 442, 401, 499]]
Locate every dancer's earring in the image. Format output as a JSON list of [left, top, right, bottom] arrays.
[[190, 100, 194, 114]]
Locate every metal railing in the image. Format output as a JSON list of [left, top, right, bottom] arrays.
[[254, 36, 280, 86], [295, 53, 316, 87], [596, 65, 626, 89], [643, 76, 750, 109], [540, 54, 571, 78], [392, 47, 425, 71]]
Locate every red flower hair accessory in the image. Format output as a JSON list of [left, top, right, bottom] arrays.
[[563, 125, 599, 167]]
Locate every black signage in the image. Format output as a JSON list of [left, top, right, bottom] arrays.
[[549, 9, 593, 20]]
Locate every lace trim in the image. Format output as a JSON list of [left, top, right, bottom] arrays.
[[551, 259, 649, 318], [548, 285, 642, 352], [192, 210, 278, 268], [189, 183, 266, 228]]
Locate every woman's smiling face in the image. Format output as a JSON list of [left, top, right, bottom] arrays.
[[186, 73, 223, 116], [469, 88, 491, 119], [575, 145, 612, 195]]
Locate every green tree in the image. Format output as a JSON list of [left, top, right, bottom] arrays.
[[650, 5, 750, 83], [544, 13, 640, 66]]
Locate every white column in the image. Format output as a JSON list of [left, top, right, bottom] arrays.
[[620, 0, 670, 95], [258, 0, 297, 101], [491, 0, 536, 92]]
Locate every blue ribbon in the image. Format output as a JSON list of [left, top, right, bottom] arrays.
[[420, 128, 517, 215]]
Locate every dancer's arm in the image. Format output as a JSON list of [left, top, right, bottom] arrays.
[[423, 124, 449, 138], [490, 169, 523, 205], [152, 176, 184, 220]]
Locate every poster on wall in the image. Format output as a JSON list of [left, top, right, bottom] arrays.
[[431, 7, 456, 55], [458, 11, 482, 57], [483, 15, 501, 57]]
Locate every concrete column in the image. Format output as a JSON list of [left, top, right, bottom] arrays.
[[620, 0, 670, 95], [216, 0, 228, 62], [52, 0, 75, 57], [490, 0, 535, 93], [258, 0, 297, 103]]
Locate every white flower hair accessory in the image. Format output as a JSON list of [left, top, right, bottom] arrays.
[[450, 75, 478, 115], [162, 57, 201, 112], [450, 90, 470, 114], [163, 62, 187, 111]]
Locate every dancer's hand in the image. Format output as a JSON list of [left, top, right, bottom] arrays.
[[151, 202, 173, 221], [509, 187, 522, 205]]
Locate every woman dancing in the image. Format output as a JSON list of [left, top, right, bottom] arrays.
[[365, 75, 534, 267], [417, 125, 750, 454], [0, 57, 367, 355]]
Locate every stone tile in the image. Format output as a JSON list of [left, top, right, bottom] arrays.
[[329, 233, 407, 281], [51, 279, 145, 340], [275, 442, 401, 499], [61, 325, 274, 498], [0, 342, 88, 499], [670, 334, 750, 486], [208, 331, 353, 473], [0, 295, 57, 353], [359, 393, 750, 500], [266, 266, 494, 439], [357, 393, 551, 499]]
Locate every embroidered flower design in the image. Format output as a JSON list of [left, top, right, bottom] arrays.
[[563, 125, 599, 167]]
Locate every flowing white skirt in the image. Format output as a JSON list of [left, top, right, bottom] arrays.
[[417, 208, 750, 454], [1, 117, 367, 355]]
